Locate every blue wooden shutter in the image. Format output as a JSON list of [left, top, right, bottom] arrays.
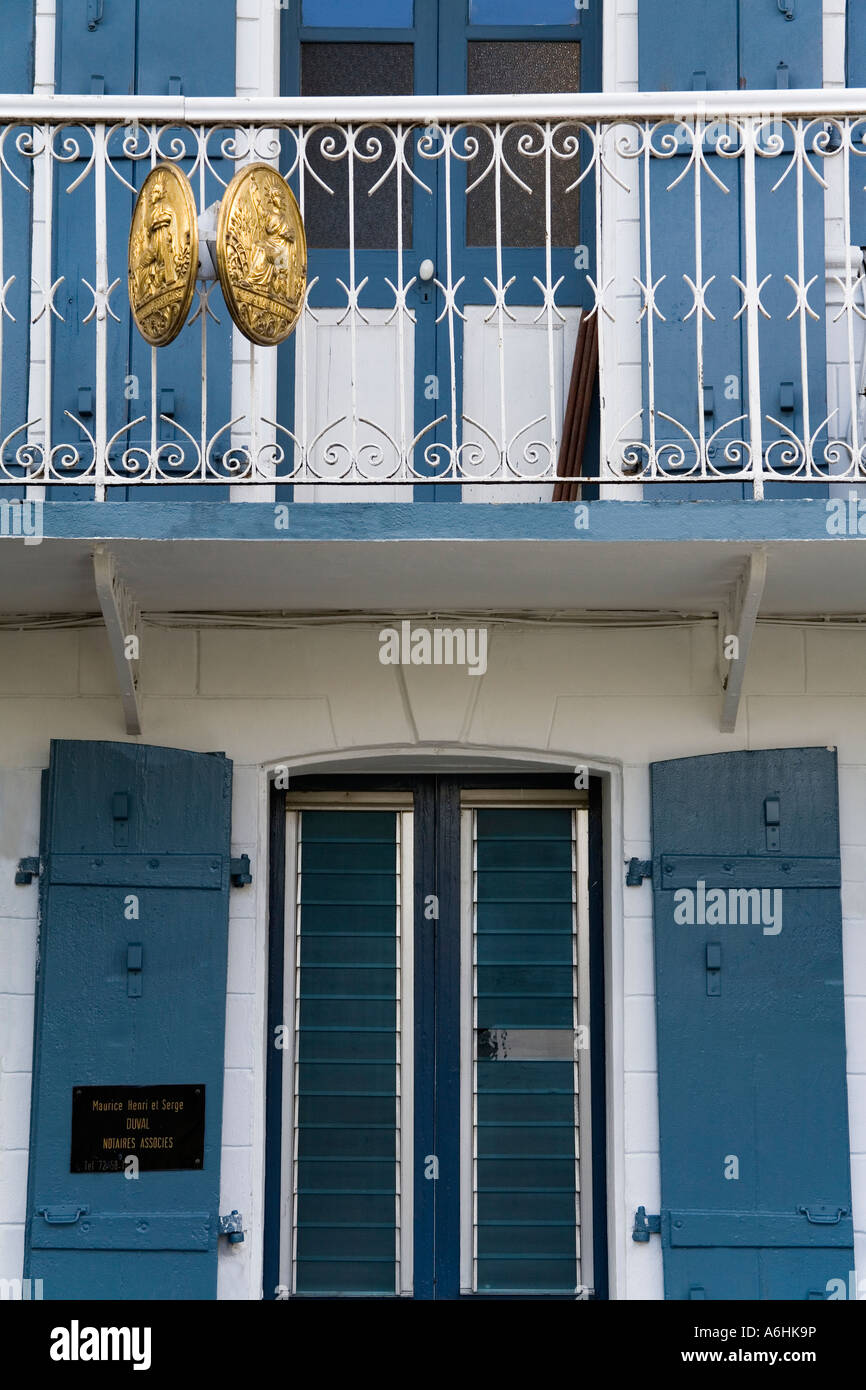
[[24, 740, 234, 1300], [53, 0, 235, 498], [649, 748, 854, 1300], [639, 1, 825, 498], [295, 810, 400, 1295], [638, 1, 743, 499], [474, 808, 579, 1295], [0, 2, 35, 497]]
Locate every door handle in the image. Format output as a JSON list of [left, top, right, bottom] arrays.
[[777, 0, 794, 19], [798, 1204, 847, 1225], [39, 1205, 89, 1225]]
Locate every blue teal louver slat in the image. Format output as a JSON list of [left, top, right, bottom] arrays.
[[474, 809, 579, 1294], [295, 810, 400, 1295]]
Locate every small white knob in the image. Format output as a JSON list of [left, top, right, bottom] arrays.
[[419, 258, 435, 282]]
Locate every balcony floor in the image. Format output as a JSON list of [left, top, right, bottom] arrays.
[[1, 501, 865, 617]]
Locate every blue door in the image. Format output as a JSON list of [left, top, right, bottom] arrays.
[[24, 741, 236, 1299], [278, 1, 599, 500], [269, 777, 606, 1300], [639, 1, 826, 498], [51, 0, 235, 499], [649, 748, 854, 1299]]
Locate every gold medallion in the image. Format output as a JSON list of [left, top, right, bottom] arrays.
[[216, 163, 307, 347], [128, 164, 198, 347]]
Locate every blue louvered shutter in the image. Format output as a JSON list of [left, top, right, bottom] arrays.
[[24, 740, 234, 1299], [295, 810, 401, 1295], [650, 748, 854, 1300], [474, 807, 580, 1295], [0, 2, 35, 498], [53, 0, 235, 498], [639, 1, 825, 498]]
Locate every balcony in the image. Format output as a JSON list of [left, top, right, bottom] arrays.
[[0, 89, 864, 500]]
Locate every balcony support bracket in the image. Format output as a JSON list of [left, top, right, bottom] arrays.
[[717, 549, 768, 734], [93, 546, 142, 737]]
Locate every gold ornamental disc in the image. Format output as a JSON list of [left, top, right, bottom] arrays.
[[128, 164, 198, 347], [216, 163, 307, 347]]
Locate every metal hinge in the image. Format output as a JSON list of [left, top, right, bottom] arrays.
[[219, 1210, 245, 1244], [230, 854, 252, 887], [625, 858, 652, 887], [15, 857, 40, 885], [632, 1206, 661, 1242]]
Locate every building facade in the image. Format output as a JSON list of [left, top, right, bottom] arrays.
[[1, 0, 865, 1301]]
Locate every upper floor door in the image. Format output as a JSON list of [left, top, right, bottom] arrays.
[[278, 0, 600, 501]]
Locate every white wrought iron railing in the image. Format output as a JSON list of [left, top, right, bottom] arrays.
[[0, 91, 865, 498]]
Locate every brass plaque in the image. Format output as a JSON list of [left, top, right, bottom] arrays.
[[70, 1085, 206, 1173], [128, 164, 198, 347], [216, 163, 307, 346]]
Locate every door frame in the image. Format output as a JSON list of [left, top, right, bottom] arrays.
[[264, 771, 609, 1300]]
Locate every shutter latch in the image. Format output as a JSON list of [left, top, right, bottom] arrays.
[[632, 1206, 661, 1242], [625, 858, 652, 887], [219, 1210, 245, 1244], [230, 855, 252, 887], [15, 857, 40, 885]]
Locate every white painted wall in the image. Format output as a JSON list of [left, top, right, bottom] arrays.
[[1, 618, 865, 1300]]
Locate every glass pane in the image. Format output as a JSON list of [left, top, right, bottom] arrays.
[[471, 0, 578, 23], [466, 41, 581, 248], [302, 0, 413, 26], [301, 43, 414, 249]]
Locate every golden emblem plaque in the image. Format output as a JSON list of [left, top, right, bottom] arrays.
[[128, 164, 198, 347], [216, 163, 307, 347]]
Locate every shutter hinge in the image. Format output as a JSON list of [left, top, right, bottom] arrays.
[[632, 1206, 661, 1242], [230, 854, 252, 887], [15, 857, 40, 885], [625, 858, 652, 886], [219, 1210, 245, 1244]]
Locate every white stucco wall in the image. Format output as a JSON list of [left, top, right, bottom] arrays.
[[0, 617, 865, 1299]]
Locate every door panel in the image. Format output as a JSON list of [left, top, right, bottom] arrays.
[[650, 749, 854, 1300], [469, 807, 585, 1295], [278, 784, 598, 1300], [290, 809, 412, 1296], [278, 1, 599, 501], [24, 741, 234, 1300]]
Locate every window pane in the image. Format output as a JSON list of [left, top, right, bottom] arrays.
[[466, 41, 581, 248], [471, 0, 578, 23], [301, 43, 414, 249], [302, 0, 413, 25]]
